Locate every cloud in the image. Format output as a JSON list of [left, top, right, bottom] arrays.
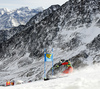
[[0, 0, 68, 10], [21, 0, 67, 8], [0, 3, 27, 10]]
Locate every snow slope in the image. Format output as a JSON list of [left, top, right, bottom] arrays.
[[0, 64, 100, 89], [0, 16, 100, 84]]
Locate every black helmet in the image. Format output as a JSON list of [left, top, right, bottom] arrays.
[[65, 60, 69, 62], [60, 59, 65, 63]]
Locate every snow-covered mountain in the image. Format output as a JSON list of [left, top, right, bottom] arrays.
[[0, 5, 60, 43], [0, 7, 43, 30], [0, 0, 100, 85], [0, 8, 9, 16]]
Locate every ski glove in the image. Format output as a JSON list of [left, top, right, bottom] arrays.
[[51, 65, 59, 69], [56, 65, 59, 67]]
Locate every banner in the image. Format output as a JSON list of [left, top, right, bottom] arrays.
[[44, 53, 53, 62]]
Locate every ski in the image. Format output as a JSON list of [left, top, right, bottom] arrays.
[[44, 74, 68, 81]]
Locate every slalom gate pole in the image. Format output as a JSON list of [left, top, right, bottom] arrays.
[[52, 48, 54, 75], [44, 49, 46, 79]]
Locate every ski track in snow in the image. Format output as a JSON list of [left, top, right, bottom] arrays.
[[0, 64, 100, 89]]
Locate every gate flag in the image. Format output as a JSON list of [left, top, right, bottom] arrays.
[[44, 53, 53, 62]]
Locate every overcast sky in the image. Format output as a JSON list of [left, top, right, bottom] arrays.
[[0, 0, 68, 10]]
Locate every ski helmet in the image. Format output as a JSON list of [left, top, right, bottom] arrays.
[[65, 60, 69, 62], [60, 59, 65, 63]]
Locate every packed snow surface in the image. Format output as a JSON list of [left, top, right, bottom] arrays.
[[0, 64, 100, 89]]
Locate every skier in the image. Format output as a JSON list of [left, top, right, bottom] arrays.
[[45, 59, 73, 80], [59, 59, 73, 74]]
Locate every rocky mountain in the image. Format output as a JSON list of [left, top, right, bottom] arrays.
[[0, 8, 9, 16], [0, 5, 60, 43], [0, 7, 43, 30], [0, 0, 100, 84]]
